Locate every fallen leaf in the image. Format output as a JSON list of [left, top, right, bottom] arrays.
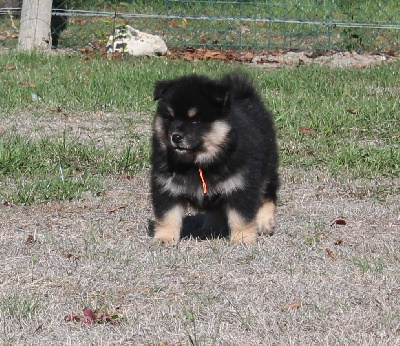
[[331, 219, 347, 226], [168, 20, 180, 28], [117, 173, 133, 180], [167, 47, 247, 63], [107, 51, 123, 59], [83, 307, 96, 324], [26, 234, 35, 244], [270, 49, 285, 56], [3, 201, 14, 207], [284, 301, 302, 310], [51, 106, 62, 113], [326, 248, 337, 260], [299, 126, 317, 135], [2, 64, 17, 70], [65, 308, 123, 325], [64, 253, 79, 260], [243, 52, 254, 61], [203, 50, 223, 58], [347, 109, 358, 114], [107, 204, 128, 213], [241, 22, 250, 34], [226, 50, 240, 60], [257, 58, 284, 64], [305, 150, 315, 155], [64, 312, 79, 322], [334, 239, 343, 245]]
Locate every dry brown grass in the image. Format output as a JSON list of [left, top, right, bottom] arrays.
[[1, 111, 400, 345]]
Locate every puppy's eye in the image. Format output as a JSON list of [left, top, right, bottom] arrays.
[[161, 111, 173, 120], [161, 114, 172, 122]]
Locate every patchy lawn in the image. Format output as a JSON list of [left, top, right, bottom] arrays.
[[1, 111, 399, 345]]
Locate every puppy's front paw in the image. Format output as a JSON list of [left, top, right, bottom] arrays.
[[151, 205, 184, 246], [230, 230, 257, 245], [256, 200, 276, 235], [151, 236, 179, 247], [227, 208, 257, 244], [257, 216, 275, 235]]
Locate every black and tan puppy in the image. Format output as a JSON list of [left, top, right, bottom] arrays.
[[151, 72, 279, 245]]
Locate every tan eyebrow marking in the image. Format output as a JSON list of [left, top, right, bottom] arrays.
[[187, 107, 198, 118]]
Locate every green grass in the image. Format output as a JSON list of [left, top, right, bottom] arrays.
[[261, 66, 400, 178], [0, 128, 149, 204], [0, 51, 399, 204], [1, 293, 42, 320]]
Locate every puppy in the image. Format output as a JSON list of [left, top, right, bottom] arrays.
[[151, 72, 279, 245]]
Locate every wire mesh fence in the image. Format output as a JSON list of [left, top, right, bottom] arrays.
[[1, 0, 399, 53]]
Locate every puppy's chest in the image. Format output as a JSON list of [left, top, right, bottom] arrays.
[[159, 168, 245, 204]]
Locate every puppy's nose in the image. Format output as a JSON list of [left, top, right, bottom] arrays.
[[172, 133, 184, 144]]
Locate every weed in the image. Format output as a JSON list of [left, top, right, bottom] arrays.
[[181, 308, 220, 346], [352, 257, 385, 274], [304, 232, 323, 246], [0, 293, 42, 321]]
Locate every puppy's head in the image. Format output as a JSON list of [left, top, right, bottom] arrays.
[[153, 75, 232, 164]]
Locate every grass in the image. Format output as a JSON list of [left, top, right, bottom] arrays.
[[1, 51, 399, 204], [0, 129, 149, 204], [1, 293, 42, 320]]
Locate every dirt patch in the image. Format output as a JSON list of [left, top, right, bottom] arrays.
[[252, 51, 399, 68]]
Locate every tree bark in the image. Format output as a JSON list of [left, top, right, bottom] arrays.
[[18, 0, 53, 51]]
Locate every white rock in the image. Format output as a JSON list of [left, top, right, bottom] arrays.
[[106, 25, 167, 56]]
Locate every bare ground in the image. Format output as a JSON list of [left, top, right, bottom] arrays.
[[1, 110, 400, 345], [251, 51, 399, 68]]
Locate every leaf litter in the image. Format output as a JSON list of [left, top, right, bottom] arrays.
[[64, 307, 124, 326]]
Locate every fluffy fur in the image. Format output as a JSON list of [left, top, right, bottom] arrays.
[[151, 72, 279, 245]]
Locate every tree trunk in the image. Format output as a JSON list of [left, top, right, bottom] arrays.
[[18, 0, 53, 51]]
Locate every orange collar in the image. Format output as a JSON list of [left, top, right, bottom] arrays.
[[198, 167, 207, 194]]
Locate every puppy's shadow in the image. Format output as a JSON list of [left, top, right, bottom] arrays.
[[148, 214, 229, 241]]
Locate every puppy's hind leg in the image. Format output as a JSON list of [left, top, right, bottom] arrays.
[[201, 209, 226, 238], [152, 204, 186, 246]]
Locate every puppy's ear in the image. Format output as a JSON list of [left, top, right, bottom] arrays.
[[154, 80, 172, 101], [208, 83, 230, 107]]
